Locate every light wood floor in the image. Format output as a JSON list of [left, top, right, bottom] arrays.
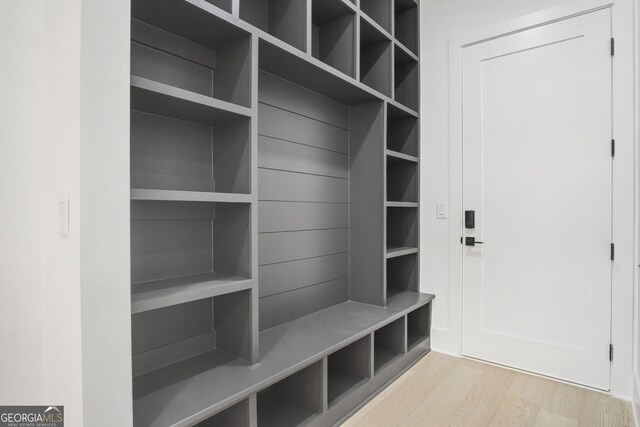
[[342, 352, 632, 427]]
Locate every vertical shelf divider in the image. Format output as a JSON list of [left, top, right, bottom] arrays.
[[249, 33, 260, 364], [349, 100, 387, 307]]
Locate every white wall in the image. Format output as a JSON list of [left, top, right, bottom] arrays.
[[0, 0, 84, 424], [420, 0, 637, 398], [0, 1, 131, 425]]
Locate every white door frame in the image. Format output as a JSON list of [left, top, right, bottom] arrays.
[[445, 0, 636, 398]]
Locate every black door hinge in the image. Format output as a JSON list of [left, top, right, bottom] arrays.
[[611, 38, 615, 56], [610, 344, 614, 361], [611, 243, 615, 261], [611, 139, 615, 157]]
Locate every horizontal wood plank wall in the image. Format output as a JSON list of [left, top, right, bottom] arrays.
[[258, 71, 350, 331]]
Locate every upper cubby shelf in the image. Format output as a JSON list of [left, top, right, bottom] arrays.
[[360, 17, 392, 97], [394, 43, 419, 111], [312, 0, 357, 78], [387, 103, 418, 157], [394, 0, 418, 55], [240, 0, 307, 52], [204, 0, 232, 13], [361, 0, 392, 33], [131, 0, 252, 108]]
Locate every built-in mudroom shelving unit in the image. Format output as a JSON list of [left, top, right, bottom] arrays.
[[129, 0, 431, 425]]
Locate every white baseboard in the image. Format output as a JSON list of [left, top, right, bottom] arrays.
[[632, 373, 640, 427]]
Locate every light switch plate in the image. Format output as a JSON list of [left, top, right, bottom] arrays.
[[436, 202, 448, 219], [59, 193, 70, 237]]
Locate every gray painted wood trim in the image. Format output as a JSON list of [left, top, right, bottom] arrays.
[[258, 229, 349, 265], [258, 104, 349, 154], [131, 189, 252, 203], [258, 201, 348, 233], [259, 71, 349, 128], [349, 101, 386, 306], [259, 253, 348, 298]]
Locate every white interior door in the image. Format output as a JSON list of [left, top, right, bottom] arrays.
[[461, 9, 613, 390]]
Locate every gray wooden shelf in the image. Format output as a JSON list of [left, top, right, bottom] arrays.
[[132, 273, 252, 314], [131, 189, 252, 203], [132, 291, 433, 427], [386, 246, 419, 258], [387, 149, 419, 163], [386, 201, 419, 208], [131, 76, 252, 126]]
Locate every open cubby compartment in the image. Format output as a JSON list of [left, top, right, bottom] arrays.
[[361, 0, 392, 32], [387, 104, 418, 157], [131, 0, 252, 107], [407, 303, 431, 350], [359, 18, 392, 96], [374, 317, 406, 374], [386, 206, 417, 255], [130, 107, 251, 194], [394, 44, 419, 111], [394, 0, 417, 54], [203, 0, 232, 13], [257, 360, 324, 427], [387, 156, 417, 202], [131, 289, 253, 400], [131, 200, 251, 313], [387, 252, 417, 298], [240, 0, 307, 51], [312, 0, 356, 77], [195, 397, 253, 427], [327, 335, 372, 407]]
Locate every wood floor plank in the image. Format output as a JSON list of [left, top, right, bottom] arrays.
[[396, 362, 485, 426], [343, 353, 632, 427], [579, 389, 633, 427], [447, 363, 515, 427], [342, 352, 456, 427], [489, 395, 540, 427]]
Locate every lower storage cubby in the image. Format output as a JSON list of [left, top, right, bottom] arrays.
[[374, 317, 405, 374], [132, 290, 253, 399], [327, 335, 372, 407], [257, 360, 324, 426], [407, 303, 431, 350], [195, 398, 252, 426]]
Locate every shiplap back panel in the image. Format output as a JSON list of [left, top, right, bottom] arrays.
[[258, 71, 350, 331]]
